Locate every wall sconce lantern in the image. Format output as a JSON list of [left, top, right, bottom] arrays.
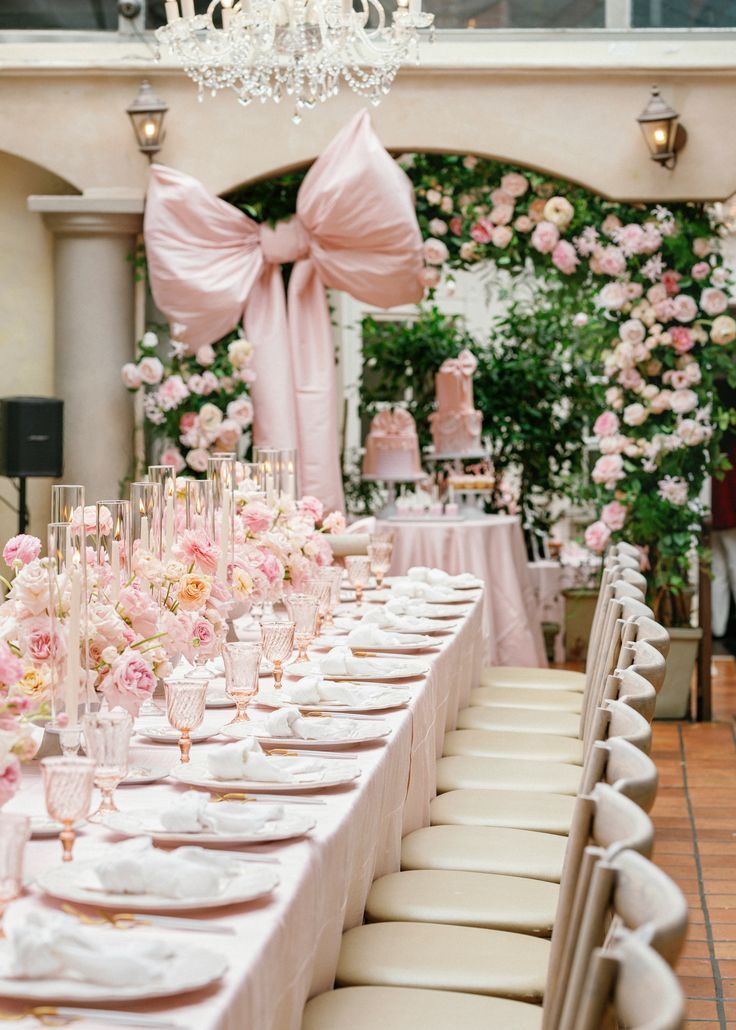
[[127, 80, 168, 161], [637, 86, 686, 170]]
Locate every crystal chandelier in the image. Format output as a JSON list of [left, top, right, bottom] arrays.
[[157, 0, 434, 123]]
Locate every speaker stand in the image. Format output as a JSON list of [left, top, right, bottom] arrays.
[[18, 476, 27, 535]]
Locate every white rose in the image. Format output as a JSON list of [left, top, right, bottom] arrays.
[[642, 384, 659, 401], [677, 419, 705, 446], [121, 363, 142, 390], [198, 402, 223, 434], [141, 331, 159, 350], [670, 389, 698, 415], [196, 344, 216, 367], [543, 196, 574, 229], [138, 356, 164, 385], [228, 339, 253, 369], [711, 315, 736, 346], [623, 403, 648, 427]]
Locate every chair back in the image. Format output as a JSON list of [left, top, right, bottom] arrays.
[[572, 928, 685, 1030], [602, 668, 657, 723], [612, 541, 642, 562], [584, 557, 644, 680], [559, 849, 688, 1030], [581, 736, 658, 812]]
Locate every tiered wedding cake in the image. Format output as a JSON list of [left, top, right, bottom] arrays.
[[429, 349, 483, 456], [362, 409, 423, 480]]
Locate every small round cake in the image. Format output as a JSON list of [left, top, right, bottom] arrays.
[[362, 409, 423, 481]]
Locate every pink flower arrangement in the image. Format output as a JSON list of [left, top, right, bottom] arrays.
[[101, 652, 157, 716]]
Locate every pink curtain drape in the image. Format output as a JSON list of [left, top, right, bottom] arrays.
[[144, 110, 425, 512]]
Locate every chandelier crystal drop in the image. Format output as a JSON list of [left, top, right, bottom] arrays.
[[157, 0, 434, 123]]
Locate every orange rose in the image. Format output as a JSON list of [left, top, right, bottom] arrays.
[[177, 573, 212, 611]]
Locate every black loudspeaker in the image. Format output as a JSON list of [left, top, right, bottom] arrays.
[[0, 397, 64, 478]]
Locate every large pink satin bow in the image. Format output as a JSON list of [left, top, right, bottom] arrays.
[[144, 111, 425, 512], [439, 349, 478, 378]]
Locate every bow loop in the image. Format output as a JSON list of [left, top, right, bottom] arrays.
[[260, 218, 310, 265]]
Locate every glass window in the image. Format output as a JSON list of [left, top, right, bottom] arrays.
[[422, 0, 605, 28], [0, 0, 119, 30], [632, 0, 736, 26]]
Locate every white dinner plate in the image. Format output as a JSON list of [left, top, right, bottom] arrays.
[[122, 747, 179, 785], [100, 808, 316, 846], [0, 940, 228, 1004], [321, 635, 437, 654], [221, 715, 391, 748], [36, 859, 279, 912], [255, 687, 409, 714], [30, 816, 82, 839], [169, 757, 361, 793], [334, 616, 452, 636], [286, 659, 428, 681], [136, 725, 224, 744]]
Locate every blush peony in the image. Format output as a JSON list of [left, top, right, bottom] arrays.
[[592, 454, 625, 489], [584, 520, 611, 554], [601, 501, 628, 531], [3, 534, 41, 568], [593, 412, 620, 438], [530, 221, 560, 254], [102, 653, 156, 716]]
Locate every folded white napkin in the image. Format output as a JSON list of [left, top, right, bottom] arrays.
[[346, 625, 405, 647], [385, 597, 436, 619], [264, 707, 343, 740], [407, 566, 480, 588], [207, 738, 323, 782], [284, 675, 365, 706], [4, 902, 174, 986], [95, 837, 231, 899], [319, 646, 386, 677], [361, 608, 434, 634], [390, 581, 458, 602], [160, 790, 283, 833]]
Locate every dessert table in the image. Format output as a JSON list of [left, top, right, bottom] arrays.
[[3, 592, 486, 1030], [382, 514, 546, 667]]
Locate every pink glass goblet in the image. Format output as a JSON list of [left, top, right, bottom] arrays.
[[221, 641, 262, 721], [82, 709, 133, 821], [367, 541, 393, 589], [164, 678, 209, 763], [260, 620, 295, 690], [317, 566, 344, 627], [285, 593, 319, 662], [0, 813, 30, 910], [345, 556, 371, 607], [41, 756, 95, 862]]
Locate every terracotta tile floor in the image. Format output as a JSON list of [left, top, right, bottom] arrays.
[[651, 655, 736, 1029]]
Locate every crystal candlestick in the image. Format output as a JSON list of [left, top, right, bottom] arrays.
[[345, 555, 371, 607], [221, 641, 262, 721], [260, 620, 295, 689], [41, 756, 95, 862], [164, 678, 209, 763], [285, 593, 319, 661], [82, 710, 133, 820]]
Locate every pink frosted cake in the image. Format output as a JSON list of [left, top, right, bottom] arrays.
[[362, 409, 423, 480], [429, 349, 483, 456]]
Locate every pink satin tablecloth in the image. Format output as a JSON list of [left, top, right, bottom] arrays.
[[4, 594, 485, 1030], [383, 515, 546, 667]]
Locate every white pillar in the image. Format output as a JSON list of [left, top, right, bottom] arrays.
[[28, 193, 143, 504]]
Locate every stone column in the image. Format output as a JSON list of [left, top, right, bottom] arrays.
[[27, 193, 143, 504]]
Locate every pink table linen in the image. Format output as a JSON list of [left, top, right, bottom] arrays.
[[3, 595, 485, 1030], [383, 514, 547, 668]]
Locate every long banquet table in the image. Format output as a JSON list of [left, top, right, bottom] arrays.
[[4, 591, 486, 1030]]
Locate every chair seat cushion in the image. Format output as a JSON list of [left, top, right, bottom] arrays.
[[302, 986, 543, 1030], [365, 870, 560, 935], [444, 729, 584, 766], [470, 685, 583, 713], [401, 825, 567, 883], [336, 921, 550, 1003], [457, 706, 580, 737], [480, 666, 586, 692], [436, 755, 582, 795], [431, 788, 575, 835]]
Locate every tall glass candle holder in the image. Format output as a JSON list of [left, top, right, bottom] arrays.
[[97, 501, 131, 605], [130, 481, 163, 560], [255, 448, 280, 501], [149, 464, 177, 558], [277, 449, 298, 500], [185, 478, 214, 535], [208, 454, 236, 582], [51, 485, 85, 525], [237, 461, 260, 495], [48, 522, 89, 754]]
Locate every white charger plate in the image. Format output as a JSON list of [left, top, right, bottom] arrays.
[[285, 658, 428, 681], [100, 808, 316, 846], [0, 940, 227, 1004], [136, 725, 224, 745], [222, 715, 391, 748], [255, 687, 409, 714], [329, 636, 436, 654], [169, 757, 360, 793], [36, 860, 278, 912]]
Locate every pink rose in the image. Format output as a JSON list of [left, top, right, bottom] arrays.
[[623, 403, 647, 427], [3, 534, 41, 568], [654, 299, 676, 322], [700, 288, 728, 316], [584, 521, 611, 554], [188, 374, 205, 396], [121, 363, 142, 390], [470, 222, 492, 244], [243, 501, 274, 535], [647, 283, 667, 305], [490, 189, 514, 207], [226, 397, 254, 427], [619, 319, 646, 346], [175, 529, 220, 573], [597, 246, 627, 277], [670, 389, 698, 415], [0, 754, 21, 807], [255, 552, 282, 586], [322, 510, 346, 534], [298, 496, 324, 522], [428, 218, 448, 236], [420, 267, 441, 288], [449, 217, 463, 236], [215, 418, 242, 450], [157, 374, 189, 409], [489, 204, 514, 226], [657, 476, 689, 506], [191, 617, 217, 656], [423, 238, 449, 266], [196, 344, 216, 367], [161, 447, 186, 474], [626, 283, 643, 300], [102, 652, 156, 716], [614, 223, 646, 256], [180, 412, 198, 432], [598, 283, 628, 311], [514, 216, 533, 233], [200, 371, 219, 395], [693, 237, 712, 258], [601, 501, 628, 531], [673, 295, 698, 323], [669, 326, 694, 354], [0, 642, 23, 686], [691, 262, 710, 281], [501, 172, 528, 197], [593, 412, 620, 438], [19, 616, 60, 664], [531, 221, 560, 254], [661, 270, 681, 296], [138, 356, 164, 386], [492, 226, 513, 249], [601, 214, 622, 238], [650, 390, 673, 413], [186, 448, 210, 473], [617, 368, 643, 391], [592, 454, 625, 489], [551, 240, 579, 275]]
